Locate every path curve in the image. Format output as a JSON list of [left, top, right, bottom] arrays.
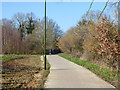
[[45, 55, 116, 88]]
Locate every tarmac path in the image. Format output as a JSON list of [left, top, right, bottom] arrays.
[[45, 55, 116, 88]]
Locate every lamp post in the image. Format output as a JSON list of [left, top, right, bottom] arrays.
[[44, 0, 46, 70]]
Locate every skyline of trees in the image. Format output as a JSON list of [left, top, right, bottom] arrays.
[[1, 2, 119, 68], [2, 12, 63, 54], [58, 3, 118, 72]]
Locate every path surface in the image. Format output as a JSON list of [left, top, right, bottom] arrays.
[[45, 55, 116, 88]]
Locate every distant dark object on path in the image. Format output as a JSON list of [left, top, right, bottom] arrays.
[[49, 49, 62, 55]]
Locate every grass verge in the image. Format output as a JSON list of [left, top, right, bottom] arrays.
[[2, 54, 30, 62], [59, 54, 118, 88], [38, 60, 50, 88]]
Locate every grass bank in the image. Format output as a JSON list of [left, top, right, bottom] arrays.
[[59, 54, 118, 88], [2, 54, 30, 62]]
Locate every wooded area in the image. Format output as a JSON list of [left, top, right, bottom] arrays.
[[58, 3, 119, 71], [2, 2, 119, 71], [2, 12, 63, 54]]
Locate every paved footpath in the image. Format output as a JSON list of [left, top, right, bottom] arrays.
[[44, 55, 116, 88]]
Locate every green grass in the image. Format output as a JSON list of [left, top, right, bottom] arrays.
[[59, 54, 118, 87], [1, 54, 30, 62]]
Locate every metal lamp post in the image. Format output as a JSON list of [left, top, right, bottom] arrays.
[[44, 0, 46, 70]]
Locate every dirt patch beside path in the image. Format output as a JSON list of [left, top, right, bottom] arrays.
[[2, 55, 44, 89]]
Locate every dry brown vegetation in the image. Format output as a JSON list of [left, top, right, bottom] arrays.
[[2, 55, 47, 88], [2, 13, 63, 54], [58, 7, 119, 72]]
